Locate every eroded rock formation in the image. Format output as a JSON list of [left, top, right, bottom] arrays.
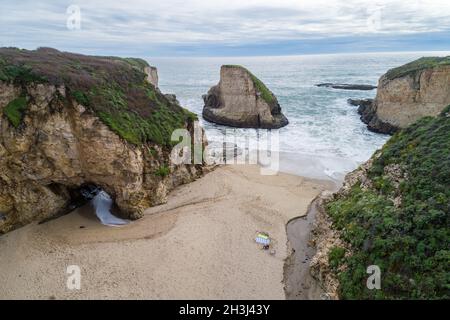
[[0, 48, 204, 234], [347, 98, 398, 134], [144, 66, 159, 88], [202, 65, 288, 129], [361, 57, 450, 134]]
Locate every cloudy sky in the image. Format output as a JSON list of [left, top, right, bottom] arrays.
[[1, 0, 449, 56]]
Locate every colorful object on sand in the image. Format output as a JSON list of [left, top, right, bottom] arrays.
[[255, 232, 271, 246]]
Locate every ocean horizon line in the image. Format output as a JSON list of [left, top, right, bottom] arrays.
[[145, 50, 450, 60]]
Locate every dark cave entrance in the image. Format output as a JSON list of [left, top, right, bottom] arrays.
[[42, 183, 128, 226], [68, 183, 102, 211], [40, 181, 129, 226], [39, 183, 102, 224], [46, 182, 102, 211]]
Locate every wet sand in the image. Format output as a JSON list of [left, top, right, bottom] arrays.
[[284, 200, 324, 300], [0, 165, 333, 299]]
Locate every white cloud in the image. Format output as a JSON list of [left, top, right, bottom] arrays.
[[0, 0, 449, 50]]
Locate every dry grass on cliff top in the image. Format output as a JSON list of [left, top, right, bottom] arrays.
[[0, 47, 197, 146]]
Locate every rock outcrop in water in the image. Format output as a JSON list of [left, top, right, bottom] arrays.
[[358, 56, 450, 134], [347, 98, 373, 107], [202, 65, 288, 128], [310, 108, 450, 299], [347, 98, 398, 134], [0, 47, 205, 234], [317, 83, 377, 91]]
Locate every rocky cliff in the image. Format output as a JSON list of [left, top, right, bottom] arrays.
[[202, 65, 288, 129], [361, 56, 450, 134], [0, 47, 204, 234], [144, 66, 159, 88], [310, 107, 450, 299]]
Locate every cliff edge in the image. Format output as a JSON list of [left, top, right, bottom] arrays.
[[360, 56, 450, 134], [0, 47, 204, 234]]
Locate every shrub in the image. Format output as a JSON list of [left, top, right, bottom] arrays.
[[329, 247, 346, 270], [71, 90, 90, 106], [440, 105, 450, 116], [148, 147, 158, 157], [154, 165, 170, 177], [326, 112, 450, 299], [4, 96, 28, 127], [0, 63, 46, 84]]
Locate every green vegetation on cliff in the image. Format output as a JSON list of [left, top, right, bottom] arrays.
[[223, 65, 276, 104], [154, 165, 170, 177], [117, 57, 150, 71], [4, 96, 28, 128], [326, 108, 450, 299], [0, 60, 47, 84], [385, 56, 450, 80], [0, 47, 196, 146]]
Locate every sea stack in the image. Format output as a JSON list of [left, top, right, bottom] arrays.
[[359, 56, 450, 134], [202, 65, 288, 129]]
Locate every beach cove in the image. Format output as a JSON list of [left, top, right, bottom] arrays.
[[0, 165, 334, 299]]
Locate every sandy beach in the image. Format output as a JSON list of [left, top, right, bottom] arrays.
[[0, 165, 333, 299]]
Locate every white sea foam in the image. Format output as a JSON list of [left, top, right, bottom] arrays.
[[92, 191, 129, 227], [152, 52, 447, 179]]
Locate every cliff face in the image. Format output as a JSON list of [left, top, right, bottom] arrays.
[[310, 159, 374, 299], [310, 107, 450, 299], [202, 65, 288, 129], [144, 66, 159, 88], [0, 48, 204, 234], [362, 57, 450, 134]]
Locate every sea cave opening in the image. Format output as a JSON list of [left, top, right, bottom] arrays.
[[45, 183, 129, 226]]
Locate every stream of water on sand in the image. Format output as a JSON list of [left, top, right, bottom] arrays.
[[284, 200, 326, 299], [284, 181, 341, 300]]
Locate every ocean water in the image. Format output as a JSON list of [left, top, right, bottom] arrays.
[[149, 51, 450, 180]]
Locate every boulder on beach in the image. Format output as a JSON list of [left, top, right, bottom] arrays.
[[202, 65, 288, 129]]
